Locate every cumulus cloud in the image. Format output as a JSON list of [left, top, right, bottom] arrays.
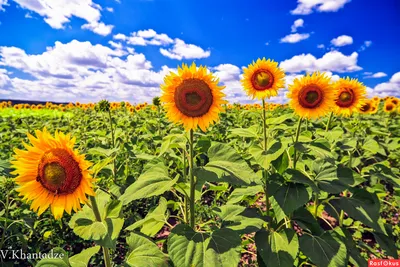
[[280, 33, 310, 43], [113, 29, 211, 60], [331, 35, 353, 47], [159, 39, 210, 60], [369, 72, 400, 97], [291, 0, 351, 15], [291, 19, 304, 32], [317, 44, 325, 49], [364, 72, 387, 79], [279, 50, 362, 73], [114, 29, 174, 46], [0, 0, 8, 11], [8, 0, 113, 35], [0, 40, 178, 103]]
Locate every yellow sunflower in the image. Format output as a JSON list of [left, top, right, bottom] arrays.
[[372, 96, 380, 103], [390, 97, 399, 106], [333, 77, 367, 116], [358, 100, 373, 114], [241, 58, 285, 100], [160, 62, 226, 131], [287, 72, 335, 119], [384, 100, 396, 113], [11, 129, 95, 220], [369, 103, 379, 114]]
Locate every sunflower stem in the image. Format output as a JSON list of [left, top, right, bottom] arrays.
[[314, 193, 319, 218], [89, 196, 112, 267], [326, 112, 334, 132], [262, 99, 270, 217], [293, 117, 303, 169], [107, 109, 117, 182], [183, 150, 189, 224], [189, 129, 196, 229]]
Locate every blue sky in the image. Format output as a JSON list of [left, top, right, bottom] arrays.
[[0, 0, 399, 103]]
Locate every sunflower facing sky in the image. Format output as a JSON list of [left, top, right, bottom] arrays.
[[384, 100, 396, 113], [11, 129, 95, 220], [333, 77, 367, 116], [241, 58, 286, 100], [160, 62, 226, 131], [287, 72, 335, 119]]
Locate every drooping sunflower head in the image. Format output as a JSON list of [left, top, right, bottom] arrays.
[[287, 72, 335, 119], [11, 129, 95, 220], [160, 62, 226, 131], [358, 100, 373, 114], [240, 58, 286, 100], [333, 77, 367, 117], [384, 100, 396, 113]]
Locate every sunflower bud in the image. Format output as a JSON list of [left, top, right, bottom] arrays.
[[152, 96, 161, 106], [96, 100, 110, 112]]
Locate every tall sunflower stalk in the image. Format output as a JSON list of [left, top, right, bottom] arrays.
[[160, 63, 226, 229]]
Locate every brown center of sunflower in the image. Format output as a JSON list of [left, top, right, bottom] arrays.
[[386, 104, 394, 111], [251, 70, 274, 91], [336, 89, 355, 108], [37, 148, 82, 195], [174, 78, 213, 117], [391, 99, 399, 105], [298, 84, 323, 108], [360, 103, 371, 112]]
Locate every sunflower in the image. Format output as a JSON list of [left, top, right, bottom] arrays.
[[390, 97, 399, 106], [333, 77, 367, 116], [372, 96, 380, 103], [384, 100, 396, 113], [241, 58, 285, 100], [369, 103, 379, 114], [287, 72, 335, 119], [160, 62, 226, 131], [358, 100, 373, 114], [11, 129, 95, 220]]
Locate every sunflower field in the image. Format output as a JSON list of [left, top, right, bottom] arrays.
[[0, 60, 399, 267]]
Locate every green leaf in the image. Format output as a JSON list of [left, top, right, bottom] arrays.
[[373, 230, 398, 258], [91, 155, 116, 178], [168, 224, 241, 267], [125, 197, 168, 237], [362, 138, 386, 156], [285, 169, 319, 193], [119, 162, 178, 205], [69, 246, 101, 267], [299, 231, 348, 267], [255, 229, 299, 267], [338, 189, 383, 234], [229, 127, 259, 138], [249, 141, 288, 170], [105, 200, 122, 218], [292, 208, 323, 236], [265, 113, 293, 125], [334, 228, 367, 267], [95, 218, 124, 249], [308, 139, 333, 159], [203, 143, 260, 185], [312, 162, 354, 193], [125, 233, 168, 267], [271, 183, 311, 222], [227, 185, 263, 204], [35, 248, 69, 267], [213, 205, 267, 234]]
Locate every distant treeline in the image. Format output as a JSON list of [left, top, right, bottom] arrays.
[[0, 99, 69, 105]]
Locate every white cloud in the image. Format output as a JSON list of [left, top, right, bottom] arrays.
[[0, 0, 8, 11], [265, 42, 270, 46], [280, 33, 310, 43], [364, 72, 387, 79], [291, 19, 304, 32], [359, 40, 372, 51], [369, 72, 400, 97], [331, 35, 353, 47], [212, 64, 241, 83], [24, 12, 33, 18], [317, 44, 325, 49], [81, 22, 114, 36], [280, 50, 362, 73], [116, 29, 174, 46], [159, 39, 210, 60], [10, 0, 113, 36], [291, 0, 351, 15], [0, 40, 182, 103], [106, 7, 114, 12]]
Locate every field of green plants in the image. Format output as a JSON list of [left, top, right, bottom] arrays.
[[0, 100, 399, 267]]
